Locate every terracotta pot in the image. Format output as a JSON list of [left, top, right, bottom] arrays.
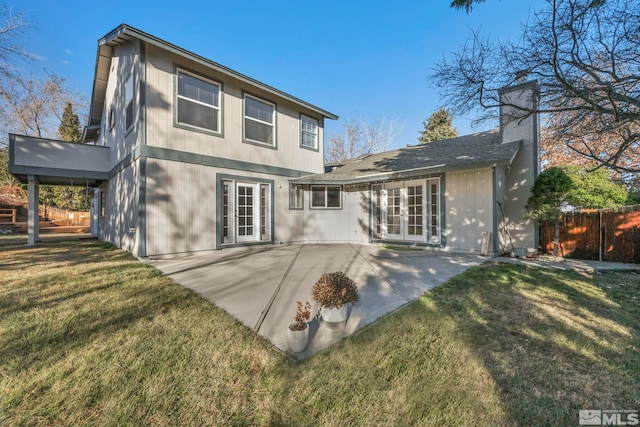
[[287, 322, 309, 352], [321, 304, 348, 323]]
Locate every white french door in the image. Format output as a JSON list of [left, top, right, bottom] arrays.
[[373, 179, 440, 243], [222, 180, 271, 245], [385, 187, 403, 239], [236, 183, 257, 242]]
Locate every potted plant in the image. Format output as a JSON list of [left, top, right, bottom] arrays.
[[287, 301, 311, 353], [310, 271, 359, 323]]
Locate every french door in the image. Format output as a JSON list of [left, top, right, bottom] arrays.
[[373, 179, 440, 243], [222, 180, 271, 245]]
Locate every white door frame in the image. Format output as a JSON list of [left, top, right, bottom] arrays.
[[385, 180, 425, 242], [373, 179, 439, 243], [221, 179, 271, 246], [235, 182, 259, 243], [384, 186, 404, 240]]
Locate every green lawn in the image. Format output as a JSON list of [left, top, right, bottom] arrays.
[[1, 236, 639, 426]]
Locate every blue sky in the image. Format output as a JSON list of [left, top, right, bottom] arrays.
[[18, 0, 546, 149]]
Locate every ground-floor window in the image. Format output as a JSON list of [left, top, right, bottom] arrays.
[[289, 183, 303, 209], [311, 185, 341, 209], [100, 188, 106, 217], [221, 178, 272, 245], [373, 184, 382, 237], [372, 178, 441, 244]]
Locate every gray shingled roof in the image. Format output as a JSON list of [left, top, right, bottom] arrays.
[[293, 129, 521, 184]]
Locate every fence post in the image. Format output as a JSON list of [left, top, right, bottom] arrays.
[[12, 209, 16, 224], [599, 211, 603, 262]]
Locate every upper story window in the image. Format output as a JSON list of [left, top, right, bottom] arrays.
[[176, 69, 221, 134], [244, 94, 275, 146], [300, 114, 318, 150], [124, 73, 134, 132], [108, 106, 115, 132]]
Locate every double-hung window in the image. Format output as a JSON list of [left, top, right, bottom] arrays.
[[300, 114, 318, 149], [176, 70, 221, 133], [311, 186, 341, 209], [244, 94, 275, 146]]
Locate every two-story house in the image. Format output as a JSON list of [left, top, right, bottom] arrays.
[[9, 24, 540, 258]]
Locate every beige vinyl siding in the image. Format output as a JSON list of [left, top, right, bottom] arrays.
[[494, 165, 508, 254], [445, 168, 494, 251], [145, 158, 216, 255], [99, 40, 141, 166], [144, 158, 305, 256], [143, 44, 324, 175], [500, 85, 538, 249], [502, 137, 536, 249], [301, 186, 370, 244], [100, 160, 139, 255]]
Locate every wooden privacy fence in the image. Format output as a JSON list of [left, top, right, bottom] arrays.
[[38, 205, 90, 226], [539, 205, 640, 264]]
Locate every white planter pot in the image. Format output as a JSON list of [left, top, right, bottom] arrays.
[[287, 322, 309, 352], [321, 305, 348, 323]]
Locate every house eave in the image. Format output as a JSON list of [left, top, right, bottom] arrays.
[[85, 24, 338, 135], [291, 157, 518, 185]]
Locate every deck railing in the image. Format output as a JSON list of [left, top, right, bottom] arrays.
[[0, 208, 16, 224]]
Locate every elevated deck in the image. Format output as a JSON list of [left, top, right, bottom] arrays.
[[9, 134, 110, 186]]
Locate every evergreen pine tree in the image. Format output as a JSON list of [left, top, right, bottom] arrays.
[[417, 108, 458, 143], [40, 102, 90, 210], [525, 167, 573, 256], [58, 103, 82, 142]]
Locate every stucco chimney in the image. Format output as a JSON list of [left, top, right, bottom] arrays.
[[498, 80, 540, 175], [496, 80, 541, 252]]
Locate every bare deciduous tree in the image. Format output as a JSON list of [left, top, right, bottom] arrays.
[[432, 0, 640, 173], [0, 5, 30, 78], [0, 72, 82, 145], [325, 116, 402, 163]]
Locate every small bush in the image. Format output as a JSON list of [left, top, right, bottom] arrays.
[[291, 301, 311, 331], [311, 271, 359, 309]]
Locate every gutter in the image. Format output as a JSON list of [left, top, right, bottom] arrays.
[[97, 24, 339, 121], [290, 156, 520, 185]]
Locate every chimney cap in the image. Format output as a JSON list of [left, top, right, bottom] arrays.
[[497, 79, 540, 97], [515, 69, 530, 81]]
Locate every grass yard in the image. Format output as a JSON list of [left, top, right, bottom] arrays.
[[1, 236, 639, 426]]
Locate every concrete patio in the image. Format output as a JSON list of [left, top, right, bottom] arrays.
[[146, 243, 485, 359]]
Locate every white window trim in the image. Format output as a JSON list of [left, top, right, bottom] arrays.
[[371, 179, 442, 245], [176, 68, 222, 134], [243, 93, 276, 146], [426, 177, 442, 244], [221, 179, 272, 246], [300, 114, 319, 150], [289, 183, 304, 209], [310, 185, 342, 209]]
